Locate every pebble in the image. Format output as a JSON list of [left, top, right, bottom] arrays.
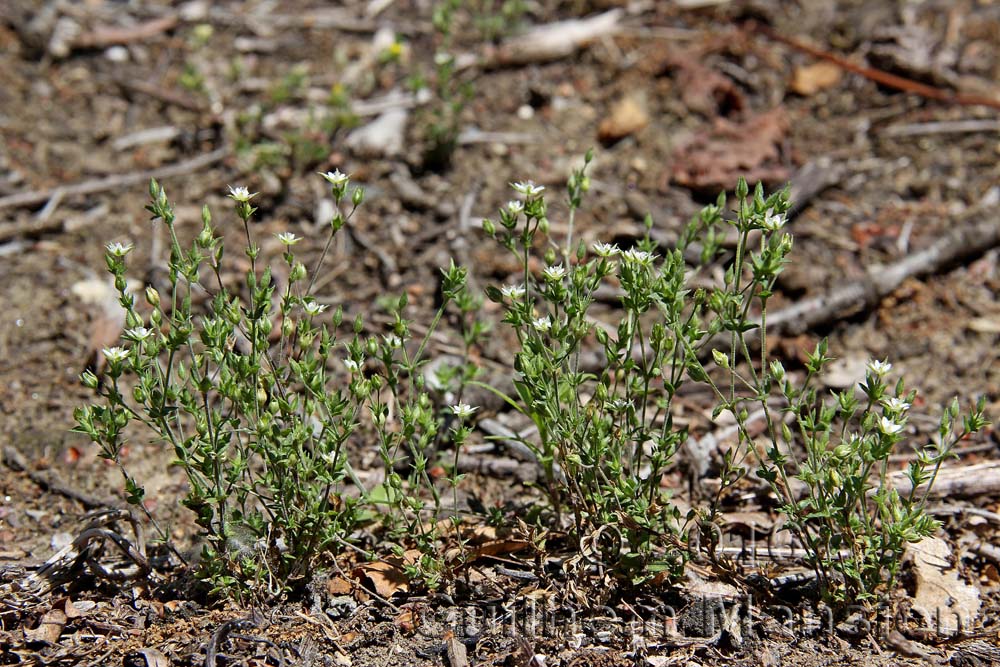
[[104, 46, 129, 62]]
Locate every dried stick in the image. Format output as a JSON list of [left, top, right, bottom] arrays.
[[0, 147, 228, 212], [890, 461, 1000, 499], [750, 21, 1000, 111], [72, 15, 177, 50], [3, 446, 118, 510], [114, 76, 209, 113], [763, 213, 1000, 337], [486, 9, 622, 67]]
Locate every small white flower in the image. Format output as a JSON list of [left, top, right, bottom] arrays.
[[105, 241, 134, 257], [227, 185, 257, 203], [608, 398, 631, 412], [878, 416, 905, 436], [102, 346, 129, 363], [124, 327, 153, 341], [451, 403, 478, 419], [621, 248, 655, 266], [302, 301, 328, 316], [510, 181, 545, 198], [275, 232, 301, 246], [532, 316, 552, 333], [500, 284, 526, 300], [506, 200, 524, 216], [318, 169, 349, 187], [867, 359, 892, 377], [592, 242, 620, 258], [343, 358, 360, 373], [384, 334, 402, 349], [882, 397, 911, 413], [542, 265, 566, 282], [761, 208, 786, 231]]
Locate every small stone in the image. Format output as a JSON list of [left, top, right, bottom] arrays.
[[104, 46, 129, 62], [597, 94, 648, 143]]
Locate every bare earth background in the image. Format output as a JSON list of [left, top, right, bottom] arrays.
[[1, 1, 1000, 665]]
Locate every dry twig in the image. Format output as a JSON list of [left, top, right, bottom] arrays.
[[751, 21, 1000, 110], [762, 212, 1000, 337], [0, 147, 228, 213]]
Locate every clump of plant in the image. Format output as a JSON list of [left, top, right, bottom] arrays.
[[754, 354, 988, 606], [677, 177, 990, 608], [407, 1, 525, 171], [406, 0, 469, 171], [479, 151, 727, 581], [73, 155, 988, 609], [481, 161, 989, 602], [73, 172, 474, 599]]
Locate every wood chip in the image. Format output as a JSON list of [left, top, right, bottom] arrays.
[[790, 62, 843, 96]]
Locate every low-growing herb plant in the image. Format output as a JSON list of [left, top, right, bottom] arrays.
[[481, 161, 988, 601], [74, 172, 472, 599], [480, 152, 729, 581], [671, 177, 990, 608], [74, 156, 988, 610], [755, 353, 988, 606]]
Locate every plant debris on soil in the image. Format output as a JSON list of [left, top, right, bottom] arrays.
[[2, 1, 1000, 665]]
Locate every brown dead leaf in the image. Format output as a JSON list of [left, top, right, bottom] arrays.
[[908, 536, 981, 634], [356, 560, 409, 598], [354, 550, 420, 598], [62, 598, 87, 619], [444, 538, 531, 564], [641, 45, 744, 116], [326, 576, 353, 595], [666, 107, 789, 192], [790, 62, 843, 96], [24, 608, 67, 644], [395, 607, 420, 634], [124, 648, 171, 667], [598, 95, 649, 143]]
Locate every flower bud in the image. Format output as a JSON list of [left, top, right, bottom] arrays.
[[145, 286, 161, 308], [197, 226, 213, 248], [80, 370, 99, 390]]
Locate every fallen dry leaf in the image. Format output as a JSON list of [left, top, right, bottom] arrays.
[[790, 62, 843, 95], [674, 56, 744, 116], [354, 549, 421, 598], [326, 576, 353, 595], [395, 607, 420, 634], [62, 598, 87, 619], [356, 560, 410, 598], [124, 648, 171, 667], [666, 107, 789, 192], [640, 44, 744, 116], [24, 608, 67, 644]]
